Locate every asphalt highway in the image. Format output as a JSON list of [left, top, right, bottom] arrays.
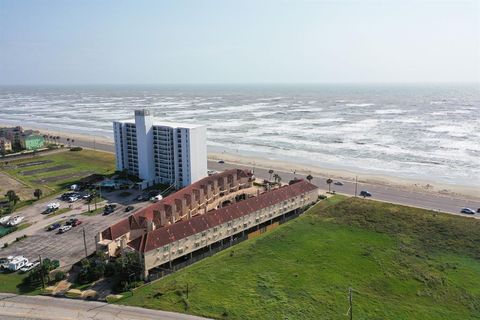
[[0, 293, 208, 320], [62, 135, 480, 218]]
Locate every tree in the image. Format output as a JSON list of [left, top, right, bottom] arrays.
[[326, 178, 333, 193], [268, 169, 274, 181], [71, 139, 75, 146], [25, 258, 59, 285], [114, 252, 143, 291], [33, 189, 43, 200], [306, 174, 313, 183], [5, 190, 20, 205], [66, 138, 70, 146]]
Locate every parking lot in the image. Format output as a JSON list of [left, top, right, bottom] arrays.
[[0, 188, 149, 267]]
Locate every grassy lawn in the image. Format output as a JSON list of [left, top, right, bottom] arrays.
[[81, 207, 104, 216], [0, 150, 115, 200], [0, 271, 42, 295], [118, 196, 480, 320]]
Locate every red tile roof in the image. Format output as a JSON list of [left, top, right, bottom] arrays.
[[100, 169, 253, 241], [128, 180, 318, 253]]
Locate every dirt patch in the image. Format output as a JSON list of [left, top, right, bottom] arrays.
[[16, 160, 53, 168], [33, 171, 95, 184], [0, 171, 35, 200], [22, 164, 73, 176]]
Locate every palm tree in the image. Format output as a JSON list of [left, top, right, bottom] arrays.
[[33, 188, 43, 200], [5, 190, 19, 205], [71, 139, 75, 146], [66, 138, 70, 146], [326, 178, 333, 193], [306, 174, 313, 183], [268, 169, 274, 181]]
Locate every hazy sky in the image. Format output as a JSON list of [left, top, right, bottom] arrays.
[[0, 0, 479, 85]]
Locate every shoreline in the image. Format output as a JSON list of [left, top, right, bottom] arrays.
[[2, 122, 479, 201]]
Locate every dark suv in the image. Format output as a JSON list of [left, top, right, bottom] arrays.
[[359, 191, 372, 197]]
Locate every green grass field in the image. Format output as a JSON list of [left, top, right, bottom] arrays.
[[118, 196, 480, 320], [1, 150, 115, 200], [0, 272, 42, 295]]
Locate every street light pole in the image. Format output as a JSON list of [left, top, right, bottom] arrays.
[[354, 176, 358, 197]]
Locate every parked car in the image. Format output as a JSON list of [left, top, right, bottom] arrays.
[[68, 196, 79, 203], [460, 208, 476, 215], [150, 194, 163, 203], [103, 204, 117, 215], [58, 225, 72, 233], [124, 205, 134, 212], [218, 160, 225, 164], [61, 192, 79, 201], [65, 218, 78, 226], [135, 195, 148, 201], [0, 215, 11, 225], [334, 181, 344, 186], [7, 216, 24, 226], [72, 220, 82, 227], [477, 208, 480, 214], [359, 190, 372, 197], [47, 223, 61, 231], [20, 260, 40, 273]]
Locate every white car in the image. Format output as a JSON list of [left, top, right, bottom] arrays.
[[68, 196, 79, 203], [150, 194, 163, 202], [20, 260, 39, 273], [47, 202, 60, 210], [7, 216, 24, 226], [334, 181, 344, 186], [0, 215, 11, 225], [58, 225, 72, 233]]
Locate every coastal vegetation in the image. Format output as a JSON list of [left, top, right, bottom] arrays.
[[118, 196, 480, 320], [0, 150, 115, 205]]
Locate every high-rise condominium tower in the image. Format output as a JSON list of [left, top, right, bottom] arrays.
[[113, 109, 207, 189]]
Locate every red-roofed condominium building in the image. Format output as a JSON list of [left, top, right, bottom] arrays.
[[97, 169, 256, 256], [97, 172, 318, 279]]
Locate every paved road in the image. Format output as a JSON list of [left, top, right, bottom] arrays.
[[0, 293, 208, 320], [5, 132, 480, 216], [208, 162, 480, 219], [49, 134, 480, 217]]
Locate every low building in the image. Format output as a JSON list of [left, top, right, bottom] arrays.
[[0, 126, 23, 145], [97, 169, 256, 257], [0, 137, 12, 153], [20, 134, 45, 150], [98, 177, 318, 279]]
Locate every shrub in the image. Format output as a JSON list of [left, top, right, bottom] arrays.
[[53, 271, 66, 282], [70, 147, 83, 152]]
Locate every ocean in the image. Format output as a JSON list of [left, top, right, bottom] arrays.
[[0, 84, 479, 187]]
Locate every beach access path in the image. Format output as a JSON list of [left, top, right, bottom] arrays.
[[0, 293, 209, 320], [58, 132, 480, 218]]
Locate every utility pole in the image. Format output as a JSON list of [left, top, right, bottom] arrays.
[[354, 176, 358, 198], [83, 228, 88, 258], [348, 287, 353, 320], [39, 255, 45, 289]]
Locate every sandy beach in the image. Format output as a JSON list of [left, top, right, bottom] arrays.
[[2, 122, 479, 201]]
